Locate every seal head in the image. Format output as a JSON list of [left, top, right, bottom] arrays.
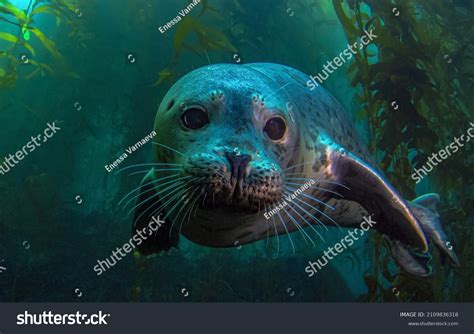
[[134, 64, 303, 249]]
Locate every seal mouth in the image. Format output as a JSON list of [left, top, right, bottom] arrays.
[[198, 151, 258, 210], [195, 179, 277, 214]]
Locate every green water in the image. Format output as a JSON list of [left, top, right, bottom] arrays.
[[0, 0, 472, 302]]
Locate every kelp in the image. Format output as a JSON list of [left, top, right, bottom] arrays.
[[0, 0, 80, 89], [333, 0, 473, 302], [153, 0, 236, 87]]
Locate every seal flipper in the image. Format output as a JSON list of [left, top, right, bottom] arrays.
[[383, 236, 432, 276], [384, 194, 459, 276], [323, 138, 459, 275], [322, 137, 428, 251], [132, 169, 179, 255], [409, 194, 460, 267]]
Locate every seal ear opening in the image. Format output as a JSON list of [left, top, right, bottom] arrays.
[[132, 169, 179, 255]]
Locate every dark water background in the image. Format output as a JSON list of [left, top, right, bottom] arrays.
[[0, 0, 472, 302]]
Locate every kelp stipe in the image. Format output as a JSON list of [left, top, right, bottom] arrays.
[[334, 0, 473, 301]]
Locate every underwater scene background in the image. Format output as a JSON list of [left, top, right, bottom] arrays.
[[0, 0, 473, 302]]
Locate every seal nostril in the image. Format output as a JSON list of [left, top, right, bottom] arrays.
[[225, 152, 251, 181]]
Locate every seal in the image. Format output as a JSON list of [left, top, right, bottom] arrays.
[[129, 63, 459, 276]]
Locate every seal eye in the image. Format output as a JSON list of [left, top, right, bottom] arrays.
[[264, 117, 287, 141], [181, 106, 209, 130]]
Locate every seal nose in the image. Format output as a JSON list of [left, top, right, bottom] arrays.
[[225, 152, 251, 181]]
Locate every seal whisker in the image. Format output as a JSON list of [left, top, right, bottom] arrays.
[[164, 196, 187, 236], [152, 142, 186, 157], [165, 177, 205, 237], [167, 185, 201, 237], [286, 181, 344, 197], [114, 163, 182, 175], [131, 176, 200, 222], [283, 159, 326, 171], [275, 210, 295, 255], [282, 207, 315, 247], [285, 176, 351, 190], [263, 202, 280, 257], [282, 191, 328, 231], [149, 184, 196, 222], [171, 185, 200, 225], [121, 175, 192, 208], [285, 185, 335, 211], [152, 185, 196, 240], [133, 184, 187, 230], [129, 181, 186, 217], [263, 202, 270, 249], [132, 182, 190, 226], [150, 167, 184, 171], [127, 178, 190, 214], [118, 173, 181, 206], [128, 168, 183, 176], [203, 49, 211, 65], [269, 204, 281, 258], [261, 80, 295, 102], [179, 187, 202, 234], [285, 201, 326, 243], [201, 191, 208, 210], [192, 192, 201, 217], [291, 195, 343, 232]]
